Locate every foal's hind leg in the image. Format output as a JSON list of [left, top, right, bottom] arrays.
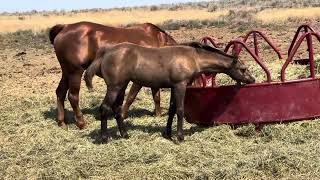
[[152, 88, 161, 117], [56, 72, 68, 129], [67, 70, 86, 129], [162, 89, 176, 140], [112, 84, 129, 139], [100, 86, 123, 143]]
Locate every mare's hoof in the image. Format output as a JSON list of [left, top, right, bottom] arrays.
[[154, 108, 162, 117], [162, 130, 172, 140], [58, 122, 68, 130], [177, 135, 184, 142], [76, 121, 87, 130], [122, 112, 129, 120]]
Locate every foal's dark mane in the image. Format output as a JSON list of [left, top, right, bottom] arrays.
[[181, 41, 236, 59]]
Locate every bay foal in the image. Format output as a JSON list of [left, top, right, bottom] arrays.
[[84, 42, 255, 143]]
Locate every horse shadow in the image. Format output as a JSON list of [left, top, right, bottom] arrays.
[[84, 120, 212, 144], [42, 106, 155, 124], [43, 106, 212, 144]]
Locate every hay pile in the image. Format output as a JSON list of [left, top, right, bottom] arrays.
[[216, 58, 318, 86]]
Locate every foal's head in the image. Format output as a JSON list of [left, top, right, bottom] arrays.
[[183, 42, 255, 84], [226, 58, 255, 84]]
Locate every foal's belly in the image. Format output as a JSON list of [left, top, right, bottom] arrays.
[[131, 74, 174, 88]]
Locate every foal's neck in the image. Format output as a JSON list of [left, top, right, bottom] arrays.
[[196, 49, 234, 74]]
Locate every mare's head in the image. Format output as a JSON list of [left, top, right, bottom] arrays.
[[183, 42, 255, 84]]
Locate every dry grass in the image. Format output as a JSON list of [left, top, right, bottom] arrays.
[[1, 6, 320, 33], [1, 23, 320, 179], [0, 9, 228, 33], [256, 7, 320, 23]]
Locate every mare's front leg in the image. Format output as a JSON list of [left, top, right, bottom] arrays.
[[151, 88, 162, 117], [162, 89, 176, 140], [173, 82, 187, 142], [122, 83, 142, 119], [68, 70, 86, 129]]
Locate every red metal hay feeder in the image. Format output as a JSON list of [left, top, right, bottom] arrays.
[[195, 29, 284, 87], [184, 25, 320, 125]]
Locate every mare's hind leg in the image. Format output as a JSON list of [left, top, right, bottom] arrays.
[[112, 84, 129, 139], [162, 89, 176, 140], [122, 83, 142, 119], [56, 72, 68, 129], [67, 70, 86, 129], [173, 82, 187, 142], [152, 88, 161, 117]]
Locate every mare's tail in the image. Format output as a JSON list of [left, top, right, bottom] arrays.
[[84, 57, 103, 91], [49, 24, 65, 44]]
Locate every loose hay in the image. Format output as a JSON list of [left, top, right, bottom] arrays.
[[1, 28, 320, 179]]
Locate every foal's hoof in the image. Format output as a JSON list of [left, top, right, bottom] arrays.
[[177, 135, 184, 142], [121, 131, 129, 139], [162, 130, 172, 140], [76, 121, 87, 130], [101, 135, 112, 144]]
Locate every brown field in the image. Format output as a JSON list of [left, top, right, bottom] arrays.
[[1, 6, 320, 33], [1, 3, 320, 179], [0, 9, 228, 33]]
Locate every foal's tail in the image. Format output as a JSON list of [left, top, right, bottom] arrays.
[[49, 24, 65, 44], [84, 57, 102, 91]]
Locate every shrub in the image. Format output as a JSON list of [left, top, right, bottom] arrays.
[[149, 5, 158, 11], [207, 4, 218, 12], [18, 16, 25, 20]]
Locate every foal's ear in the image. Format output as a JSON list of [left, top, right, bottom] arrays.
[[233, 53, 239, 60], [239, 64, 247, 69]]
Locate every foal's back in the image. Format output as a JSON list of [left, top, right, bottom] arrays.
[[99, 43, 199, 88]]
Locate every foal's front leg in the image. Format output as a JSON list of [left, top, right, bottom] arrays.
[[162, 89, 176, 140], [173, 82, 187, 142]]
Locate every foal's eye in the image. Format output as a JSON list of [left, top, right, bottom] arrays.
[[241, 69, 246, 73]]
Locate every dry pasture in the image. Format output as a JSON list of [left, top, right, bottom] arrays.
[[1, 6, 320, 179]]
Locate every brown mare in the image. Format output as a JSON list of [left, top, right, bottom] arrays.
[[49, 21, 177, 129], [84, 42, 255, 143]]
